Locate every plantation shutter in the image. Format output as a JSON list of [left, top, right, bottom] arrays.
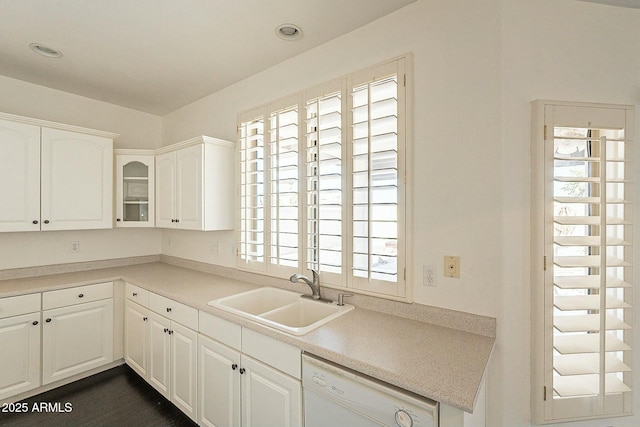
[[238, 112, 266, 272], [348, 60, 406, 297], [303, 81, 344, 286], [237, 55, 411, 300], [268, 102, 301, 274], [532, 101, 633, 423]]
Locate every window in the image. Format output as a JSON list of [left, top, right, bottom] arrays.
[[238, 56, 410, 300], [531, 100, 633, 423]]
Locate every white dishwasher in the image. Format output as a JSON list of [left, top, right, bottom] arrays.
[[303, 354, 439, 427]]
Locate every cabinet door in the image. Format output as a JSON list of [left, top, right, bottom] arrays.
[[198, 334, 241, 427], [0, 120, 41, 232], [171, 322, 198, 422], [124, 301, 149, 379], [0, 313, 41, 400], [116, 154, 155, 227], [41, 128, 113, 230], [42, 299, 114, 385], [241, 355, 302, 427], [156, 151, 177, 228], [147, 311, 171, 398], [176, 144, 203, 230]]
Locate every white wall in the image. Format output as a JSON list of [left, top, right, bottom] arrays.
[[162, 1, 640, 426], [0, 75, 163, 269], [161, 0, 504, 317], [0, 75, 162, 149]]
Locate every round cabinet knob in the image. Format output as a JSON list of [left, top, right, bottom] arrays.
[[171, 219, 176, 223], [132, 292, 138, 297], [116, 218, 121, 222], [32, 321, 39, 326], [164, 328, 168, 333], [45, 318, 52, 323], [43, 220, 50, 224], [32, 220, 39, 225], [394, 410, 413, 427], [78, 293, 84, 298], [166, 307, 172, 313], [231, 364, 238, 370], [239, 368, 246, 375], [142, 317, 148, 321]]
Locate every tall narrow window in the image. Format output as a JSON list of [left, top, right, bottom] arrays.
[[531, 101, 633, 423], [269, 106, 299, 270], [351, 75, 399, 285], [305, 91, 343, 276], [238, 115, 265, 271]]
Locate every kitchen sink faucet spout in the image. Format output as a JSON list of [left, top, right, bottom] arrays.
[[289, 269, 321, 300]]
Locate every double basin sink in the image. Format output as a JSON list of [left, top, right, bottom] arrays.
[[208, 287, 354, 335]]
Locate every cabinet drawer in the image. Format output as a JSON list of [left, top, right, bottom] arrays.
[[199, 311, 241, 350], [149, 293, 198, 330], [43, 282, 113, 310], [242, 328, 301, 379], [125, 282, 150, 308], [0, 293, 41, 319]]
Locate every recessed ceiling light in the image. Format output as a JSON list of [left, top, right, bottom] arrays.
[[29, 43, 63, 58], [276, 24, 303, 41]]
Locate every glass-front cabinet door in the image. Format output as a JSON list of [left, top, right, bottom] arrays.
[[115, 151, 155, 227]]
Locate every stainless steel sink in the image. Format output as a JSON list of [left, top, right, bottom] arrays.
[[208, 287, 354, 335]]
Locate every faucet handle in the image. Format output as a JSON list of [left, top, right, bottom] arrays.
[[337, 293, 353, 306]]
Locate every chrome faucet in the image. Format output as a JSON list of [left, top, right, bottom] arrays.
[[290, 269, 322, 300]]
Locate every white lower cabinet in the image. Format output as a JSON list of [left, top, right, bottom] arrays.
[[240, 355, 302, 427], [124, 285, 198, 422], [0, 293, 42, 400], [124, 300, 149, 378], [198, 312, 302, 427], [198, 334, 241, 427], [42, 298, 114, 385], [0, 283, 115, 401]]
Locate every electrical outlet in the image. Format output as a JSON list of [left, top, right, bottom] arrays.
[[211, 242, 220, 255], [444, 255, 460, 278], [423, 265, 436, 286], [70, 241, 80, 253]]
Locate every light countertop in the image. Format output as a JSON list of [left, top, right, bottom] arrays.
[[0, 261, 494, 413]]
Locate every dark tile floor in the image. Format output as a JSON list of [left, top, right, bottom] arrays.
[[0, 365, 197, 427]]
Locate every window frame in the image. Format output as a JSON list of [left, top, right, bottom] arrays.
[[236, 54, 413, 302], [530, 99, 634, 424]]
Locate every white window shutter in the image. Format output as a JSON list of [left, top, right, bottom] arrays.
[[238, 114, 266, 272], [531, 100, 633, 423]]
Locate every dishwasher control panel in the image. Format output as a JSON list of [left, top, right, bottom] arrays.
[[302, 354, 438, 427]]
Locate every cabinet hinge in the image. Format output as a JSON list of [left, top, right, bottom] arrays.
[[543, 386, 547, 401], [404, 267, 406, 280], [543, 125, 547, 140], [543, 256, 547, 271], [403, 74, 406, 87]]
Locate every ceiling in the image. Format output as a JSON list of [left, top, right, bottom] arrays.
[[578, 0, 640, 7], [0, 0, 417, 115]]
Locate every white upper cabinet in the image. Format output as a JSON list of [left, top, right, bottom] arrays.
[[0, 120, 41, 232], [41, 128, 113, 230], [115, 151, 155, 227], [156, 136, 234, 231], [0, 113, 117, 232]]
